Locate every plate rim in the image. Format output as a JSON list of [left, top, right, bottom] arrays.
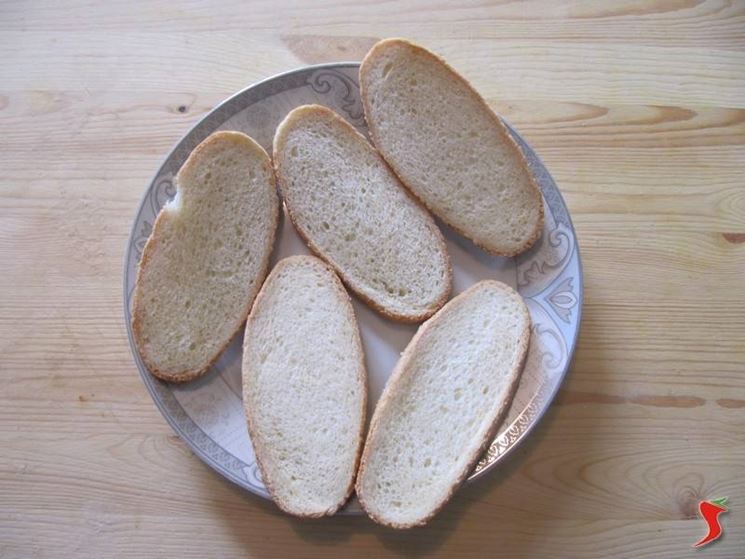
[[122, 61, 583, 501]]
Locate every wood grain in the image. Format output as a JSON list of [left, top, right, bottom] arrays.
[[1, 1, 744, 558]]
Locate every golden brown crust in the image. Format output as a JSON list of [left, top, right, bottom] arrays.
[[241, 255, 368, 517], [131, 131, 280, 383], [359, 38, 544, 258], [272, 104, 453, 324], [355, 280, 531, 528]]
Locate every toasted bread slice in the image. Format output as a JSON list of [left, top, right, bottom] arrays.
[[242, 255, 367, 517], [356, 280, 531, 528], [360, 38, 544, 256], [131, 131, 279, 382], [273, 104, 451, 322]]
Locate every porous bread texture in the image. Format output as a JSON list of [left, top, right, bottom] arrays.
[[360, 38, 544, 257], [273, 104, 452, 323], [131, 131, 279, 382], [242, 255, 367, 517], [356, 280, 531, 528]]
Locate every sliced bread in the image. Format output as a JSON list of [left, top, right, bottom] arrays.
[[131, 131, 279, 382], [359, 38, 544, 257], [356, 280, 531, 528], [273, 104, 452, 323], [242, 255, 367, 517]]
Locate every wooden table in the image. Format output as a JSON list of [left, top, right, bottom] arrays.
[[2, 1, 744, 557]]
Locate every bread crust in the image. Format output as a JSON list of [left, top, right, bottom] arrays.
[[272, 104, 452, 324], [241, 255, 368, 517], [355, 280, 531, 528], [359, 38, 544, 257], [131, 131, 280, 383]]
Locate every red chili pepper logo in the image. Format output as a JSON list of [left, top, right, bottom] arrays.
[[693, 497, 728, 548]]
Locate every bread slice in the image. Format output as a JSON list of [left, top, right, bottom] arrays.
[[131, 131, 279, 382], [356, 280, 531, 528], [359, 38, 544, 257], [273, 104, 451, 323], [242, 255, 367, 517]]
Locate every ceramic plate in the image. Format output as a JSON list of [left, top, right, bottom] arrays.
[[123, 63, 583, 513]]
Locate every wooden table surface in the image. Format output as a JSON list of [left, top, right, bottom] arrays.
[[2, 1, 744, 557]]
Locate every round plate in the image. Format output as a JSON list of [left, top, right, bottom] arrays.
[[123, 63, 583, 514]]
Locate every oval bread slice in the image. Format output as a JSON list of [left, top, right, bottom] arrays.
[[356, 280, 531, 528], [360, 38, 544, 257], [242, 255, 367, 517], [131, 131, 279, 382], [273, 104, 452, 322]]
